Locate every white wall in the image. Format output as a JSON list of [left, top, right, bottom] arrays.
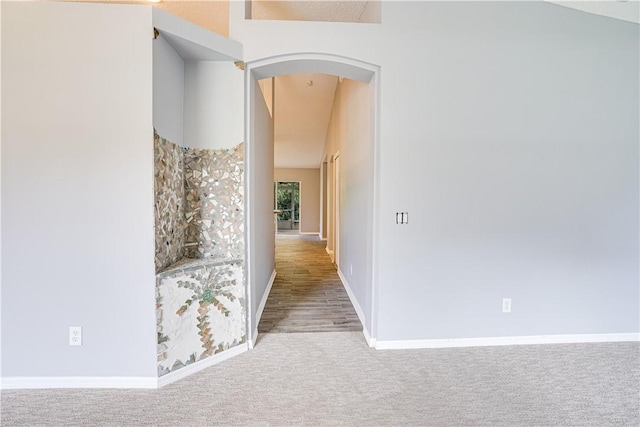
[[1, 2, 157, 377], [249, 78, 275, 339], [183, 61, 244, 149], [153, 34, 184, 145], [0, 0, 4, 375], [321, 161, 328, 240], [322, 79, 373, 331], [274, 168, 320, 234], [258, 77, 274, 117], [231, 1, 639, 342]]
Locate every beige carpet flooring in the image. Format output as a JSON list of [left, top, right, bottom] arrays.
[[258, 233, 362, 333], [2, 333, 638, 426]]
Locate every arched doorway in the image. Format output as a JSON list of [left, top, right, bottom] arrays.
[[244, 53, 380, 348]]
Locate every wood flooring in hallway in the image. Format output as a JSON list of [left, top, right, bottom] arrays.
[[258, 233, 363, 333]]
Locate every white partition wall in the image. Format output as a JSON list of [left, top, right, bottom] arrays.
[[247, 77, 275, 344], [231, 1, 640, 347], [1, 2, 157, 385], [153, 33, 185, 145], [2, 1, 246, 389]]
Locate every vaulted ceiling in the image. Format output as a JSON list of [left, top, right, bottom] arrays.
[[58, 0, 639, 170], [272, 73, 339, 169], [251, 0, 379, 23]]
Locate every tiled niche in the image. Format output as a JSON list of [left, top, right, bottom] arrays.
[[153, 132, 245, 376]]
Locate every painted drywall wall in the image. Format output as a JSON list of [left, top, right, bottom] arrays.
[[183, 61, 244, 150], [321, 161, 328, 240], [231, 1, 639, 341], [274, 168, 321, 234], [322, 79, 373, 329], [153, 34, 184, 145], [258, 77, 274, 117], [1, 2, 157, 377], [249, 78, 275, 338], [0, 0, 4, 373]]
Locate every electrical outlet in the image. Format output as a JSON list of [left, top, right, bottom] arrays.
[[502, 298, 512, 313], [69, 326, 82, 346]]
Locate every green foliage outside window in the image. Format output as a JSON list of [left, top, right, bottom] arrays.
[[274, 182, 300, 222]]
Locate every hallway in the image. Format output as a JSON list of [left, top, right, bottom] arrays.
[[258, 234, 362, 333]]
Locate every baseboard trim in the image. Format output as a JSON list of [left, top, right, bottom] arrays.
[[337, 269, 375, 347], [1, 344, 251, 390], [375, 333, 640, 350], [158, 343, 248, 387], [337, 269, 365, 325], [363, 326, 377, 348], [326, 248, 333, 256], [300, 232, 320, 237], [249, 269, 277, 350], [256, 269, 276, 325], [1, 376, 157, 390]]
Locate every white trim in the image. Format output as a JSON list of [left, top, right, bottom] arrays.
[[1, 343, 251, 390], [326, 248, 333, 256], [369, 68, 381, 345], [337, 269, 365, 326], [300, 232, 321, 237], [244, 58, 254, 354], [374, 333, 640, 350], [256, 269, 276, 324], [1, 376, 157, 390], [158, 343, 248, 387], [248, 269, 276, 349], [363, 326, 377, 348], [337, 269, 376, 346], [249, 328, 257, 349]]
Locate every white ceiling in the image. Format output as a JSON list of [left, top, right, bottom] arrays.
[[251, 0, 377, 23], [57, 0, 638, 171], [58, 0, 230, 35], [273, 73, 339, 169]]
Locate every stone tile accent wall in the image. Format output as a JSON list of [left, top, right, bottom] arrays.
[[154, 132, 186, 272], [156, 259, 245, 376], [153, 132, 246, 377], [184, 145, 244, 260]]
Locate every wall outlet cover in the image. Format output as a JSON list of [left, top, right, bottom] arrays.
[[69, 326, 82, 346], [502, 298, 512, 313]]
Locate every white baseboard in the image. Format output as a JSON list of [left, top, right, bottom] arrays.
[[363, 326, 377, 348], [326, 248, 333, 256], [300, 232, 320, 238], [337, 269, 375, 347], [375, 333, 640, 350], [249, 269, 277, 349], [256, 269, 276, 325], [337, 269, 365, 325], [1, 376, 157, 390], [158, 343, 248, 387], [2, 344, 251, 390]]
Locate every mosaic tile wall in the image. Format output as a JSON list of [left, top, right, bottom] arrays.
[[154, 132, 186, 272], [184, 144, 244, 260], [156, 259, 245, 376], [153, 132, 246, 377]]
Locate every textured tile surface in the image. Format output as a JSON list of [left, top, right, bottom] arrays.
[[157, 259, 246, 376], [153, 132, 246, 377], [154, 132, 186, 272], [183, 145, 244, 260], [259, 234, 362, 333]]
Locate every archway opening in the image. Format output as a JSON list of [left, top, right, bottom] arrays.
[[245, 54, 379, 348]]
